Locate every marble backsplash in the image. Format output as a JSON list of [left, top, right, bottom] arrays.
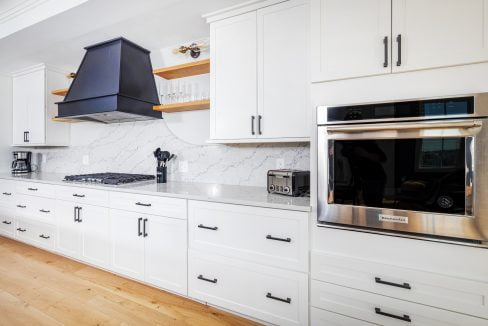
[[33, 120, 310, 187]]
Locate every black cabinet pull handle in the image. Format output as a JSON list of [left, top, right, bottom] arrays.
[[266, 235, 291, 242], [143, 218, 148, 237], [396, 34, 402, 66], [39, 209, 50, 213], [2, 192, 11, 196], [197, 275, 217, 283], [383, 36, 388, 67], [258, 115, 262, 135], [17, 228, 26, 232], [17, 205, 26, 208], [77, 207, 82, 222], [198, 224, 218, 231], [39, 234, 50, 239], [73, 206, 78, 222], [28, 188, 38, 191], [135, 202, 152, 207], [375, 277, 411, 290], [266, 293, 291, 304], [138, 217, 143, 236], [26, 131, 30, 142], [251, 116, 256, 135], [2, 221, 11, 225], [73, 194, 85, 198], [24, 131, 29, 143], [375, 308, 411, 322]]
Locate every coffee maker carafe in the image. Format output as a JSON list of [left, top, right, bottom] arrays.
[[12, 151, 32, 175]]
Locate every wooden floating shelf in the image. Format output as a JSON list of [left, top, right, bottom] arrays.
[[153, 100, 210, 113], [153, 59, 210, 79], [51, 117, 82, 123], [51, 88, 69, 96]]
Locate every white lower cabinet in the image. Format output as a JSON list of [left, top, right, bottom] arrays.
[[189, 201, 309, 272], [56, 200, 110, 268], [16, 218, 55, 250], [188, 250, 308, 326], [312, 251, 488, 319], [311, 307, 374, 326], [0, 208, 16, 238], [144, 215, 187, 294], [111, 209, 145, 279], [110, 209, 187, 295], [311, 280, 487, 326]]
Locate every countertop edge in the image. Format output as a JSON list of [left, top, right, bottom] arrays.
[[0, 176, 311, 212]]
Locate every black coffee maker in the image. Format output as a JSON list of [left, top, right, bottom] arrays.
[[12, 151, 32, 175]]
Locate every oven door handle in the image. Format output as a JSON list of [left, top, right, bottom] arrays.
[[326, 120, 482, 134]]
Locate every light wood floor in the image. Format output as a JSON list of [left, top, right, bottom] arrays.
[[0, 236, 260, 326]]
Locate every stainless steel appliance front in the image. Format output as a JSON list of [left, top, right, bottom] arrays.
[[317, 94, 488, 246]]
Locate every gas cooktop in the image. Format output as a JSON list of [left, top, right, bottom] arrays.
[[64, 173, 155, 185]]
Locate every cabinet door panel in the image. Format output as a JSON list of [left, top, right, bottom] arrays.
[[26, 69, 46, 144], [110, 209, 144, 280], [144, 216, 187, 295], [12, 74, 30, 145], [56, 201, 81, 258], [80, 205, 110, 268], [258, 0, 310, 139], [210, 12, 257, 140], [392, 0, 488, 72], [311, 0, 391, 82]]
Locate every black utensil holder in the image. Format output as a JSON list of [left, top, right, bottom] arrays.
[[157, 166, 167, 183]]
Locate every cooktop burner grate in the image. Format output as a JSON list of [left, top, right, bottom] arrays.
[[64, 173, 155, 185]]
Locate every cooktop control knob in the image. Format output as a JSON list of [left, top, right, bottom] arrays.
[[283, 186, 290, 193]]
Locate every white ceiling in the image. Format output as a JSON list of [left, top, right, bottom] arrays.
[[0, 0, 248, 74]]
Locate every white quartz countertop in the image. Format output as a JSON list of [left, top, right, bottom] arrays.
[[0, 173, 311, 212]]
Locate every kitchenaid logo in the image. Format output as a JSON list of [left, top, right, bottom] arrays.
[[378, 214, 408, 224]]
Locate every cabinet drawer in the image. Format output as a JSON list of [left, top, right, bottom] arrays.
[[0, 180, 16, 208], [311, 307, 374, 326], [16, 182, 58, 198], [56, 186, 109, 207], [16, 219, 55, 249], [109, 191, 186, 219], [188, 201, 308, 271], [0, 208, 16, 238], [188, 250, 308, 326], [14, 195, 56, 224], [311, 280, 487, 326], [312, 251, 488, 319]]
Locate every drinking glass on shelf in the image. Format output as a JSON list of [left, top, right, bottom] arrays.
[[185, 83, 192, 102], [192, 83, 199, 101], [178, 81, 185, 103]]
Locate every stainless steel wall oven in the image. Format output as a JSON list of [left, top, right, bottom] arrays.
[[317, 94, 488, 246]]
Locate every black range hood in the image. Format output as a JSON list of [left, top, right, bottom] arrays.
[[56, 37, 161, 123]]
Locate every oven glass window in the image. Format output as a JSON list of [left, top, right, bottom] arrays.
[[330, 138, 466, 214]]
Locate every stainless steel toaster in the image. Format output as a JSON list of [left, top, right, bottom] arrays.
[[267, 169, 310, 197]]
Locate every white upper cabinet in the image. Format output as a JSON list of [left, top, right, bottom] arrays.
[[311, 0, 391, 82], [313, 0, 488, 82], [258, 0, 311, 139], [207, 0, 311, 143], [392, 0, 488, 72], [210, 12, 258, 140], [12, 64, 70, 147]]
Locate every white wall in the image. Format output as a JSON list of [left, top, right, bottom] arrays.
[[0, 74, 12, 172]]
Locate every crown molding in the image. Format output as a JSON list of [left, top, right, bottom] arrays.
[[0, 0, 88, 40], [203, 0, 288, 23], [0, 0, 50, 25]]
